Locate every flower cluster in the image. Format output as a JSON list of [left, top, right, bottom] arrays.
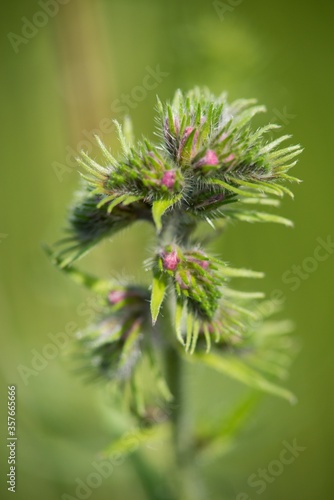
[[50, 87, 301, 408], [56, 88, 301, 264], [75, 286, 148, 381], [150, 244, 264, 352]]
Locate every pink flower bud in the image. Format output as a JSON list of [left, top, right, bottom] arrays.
[[196, 149, 219, 168], [162, 249, 180, 271], [179, 127, 199, 159], [108, 290, 127, 304], [198, 260, 209, 269], [162, 170, 176, 189]]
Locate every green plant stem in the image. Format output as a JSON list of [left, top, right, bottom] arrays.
[[131, 452, 176, 500], [165, 347, 205, 500]]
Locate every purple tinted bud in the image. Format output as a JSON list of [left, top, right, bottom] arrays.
[[204, 150, 219, 165], [196, 149, 219, 168], [162, 249, 180, 271], [179, 127, 199, 159], [162, 170, 176, 189], [198, 260, 209, 269], [108, 290, 127, 304]]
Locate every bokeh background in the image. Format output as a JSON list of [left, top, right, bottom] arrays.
[[1, 0, 334, 499]]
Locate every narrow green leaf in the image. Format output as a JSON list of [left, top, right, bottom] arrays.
[[226, 176, 280, 197], [280, 173, 302, 183], [122, 195, 143, 205], [185, 312, 194, 352], [95, 135, 118, 165], [211, 179, 259, 198], [259, 135, 291, 154], [175, 300, 185, 345], [240, 197, 280, 207], [191, 353, 296, 403], [151, 274, 168, 324], [167, 105, 176, 136], [97, 194, 117, 209], [181, 128, 197, 162], [232, 105, 266, 130], [219, 267, 264, 279], [107, 194, 128, 213], [76, 156, 106, 180], [123, 116, 135, 146], [113, 120, 130, 155], [80, 150, 109, 174], [224, 288, 265, 300], [190, 319, 200, 354], [223, 208, 293, 227]]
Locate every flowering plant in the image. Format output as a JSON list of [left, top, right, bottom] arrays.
[[48, 88, 301, 498]]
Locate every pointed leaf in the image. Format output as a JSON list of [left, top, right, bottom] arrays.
[[152, 196, 181, 232], [211, 179, 259, 198], [151, 274, 168, 324], [175, 300, 185, 345]]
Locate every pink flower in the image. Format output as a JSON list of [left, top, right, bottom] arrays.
[[162, 249, 180, 271], [162, 170, 176, 189]]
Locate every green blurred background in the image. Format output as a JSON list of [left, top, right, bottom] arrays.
[[1, 0, 334, 499]]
